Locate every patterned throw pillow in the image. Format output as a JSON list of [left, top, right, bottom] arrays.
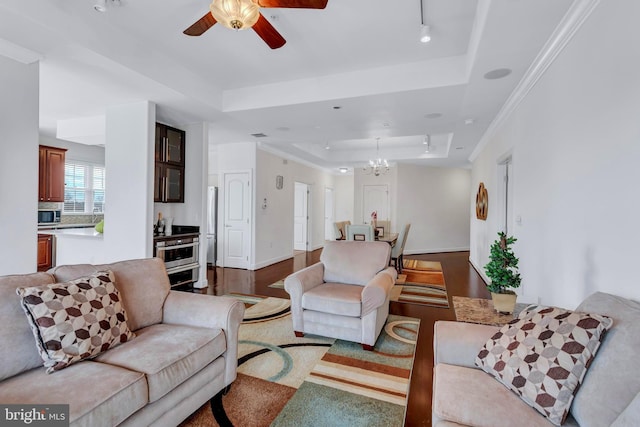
[[16, 271, 135, 373], [476, 305, 613, 425]]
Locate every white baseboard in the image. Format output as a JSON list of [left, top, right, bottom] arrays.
[[468, 257, 490, 285], [193, 278, 208, 289], [251, 253, 293, 270], [404, 246, 470, 255]]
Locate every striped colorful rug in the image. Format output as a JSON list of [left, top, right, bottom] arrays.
[[180, 295, 419, 427], [268, 258, 449, 308]]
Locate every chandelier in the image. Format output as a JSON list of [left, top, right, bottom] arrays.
[[363, 138, 389, 176], [210, 0, 260, 30]]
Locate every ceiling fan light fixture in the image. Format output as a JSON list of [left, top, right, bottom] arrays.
[[420, 25, 431, 43], [210, 0, 260, 30]]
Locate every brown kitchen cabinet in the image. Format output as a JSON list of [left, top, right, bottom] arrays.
[[154, 123, 185, 203], [39, 145, 67, 202], [37, 234, 53, 271]]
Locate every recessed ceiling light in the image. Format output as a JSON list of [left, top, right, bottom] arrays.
[[464, 118, 475, 125], [424, 113, 442, 119], [250, 132, 268, 138], [484, 68, 512, 80], [339, 167, 348, 174], [332, 106, 342, 110]]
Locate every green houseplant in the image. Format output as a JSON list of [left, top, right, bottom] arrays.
[[484, 231, 521, 313]]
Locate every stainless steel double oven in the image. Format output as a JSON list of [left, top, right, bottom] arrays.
[[155, 234, 199, 288]]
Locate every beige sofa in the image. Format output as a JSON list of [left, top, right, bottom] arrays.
[[432, 292, 640, 427], [284, 240, 397, 350], [0, 257, 245, 427]]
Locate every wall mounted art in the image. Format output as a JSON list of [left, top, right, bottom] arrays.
[[476, 182, 488, 220]]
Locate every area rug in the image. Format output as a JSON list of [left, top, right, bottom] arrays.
[[180, 295, 419, 427], [268, 258, 448, 309], [452, 296, 530, 326]]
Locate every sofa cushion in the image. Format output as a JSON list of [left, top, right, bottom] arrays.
[[433, 364, 563, 427], [571, 292, 640, 427], [0, 271, 55, 381], [95, 323, 226, 402], [320, 240, 390, 286], [51, 258, 171, 332], [476, 305, 612, 426], [0, 361, 147, 426], [302, 282, 363, 317], [16, 271, 135, 373]]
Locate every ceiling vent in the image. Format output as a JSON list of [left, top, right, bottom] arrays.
[[251, 132, 268, 138]]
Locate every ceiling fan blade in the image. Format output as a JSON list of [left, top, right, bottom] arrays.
[[256, 0, 328, 9], [252, 14, 286, 49], [183, 12, 217, 36]]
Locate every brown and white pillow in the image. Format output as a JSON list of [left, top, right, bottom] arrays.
[[16, 271, 135, 373], [476, 305, 612, 425]]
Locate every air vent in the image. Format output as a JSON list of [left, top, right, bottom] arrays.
[[251, 132, 268, 138]]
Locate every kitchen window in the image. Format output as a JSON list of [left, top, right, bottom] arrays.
[[64, 162, 105, 214]]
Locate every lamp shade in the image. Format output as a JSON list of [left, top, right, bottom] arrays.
[[210, 0, 260, 30]]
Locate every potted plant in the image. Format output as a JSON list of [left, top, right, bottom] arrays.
[[484, 231, 522, 314]]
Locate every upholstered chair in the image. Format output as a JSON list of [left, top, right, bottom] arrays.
[[390, 223, 411, 273], [345, 224, 375, 241], [284, 241, 397, 350]]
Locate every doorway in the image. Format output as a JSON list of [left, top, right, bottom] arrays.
[[324, 187, 335, 241], [222, 171, 251, 269], [497, 156, 513, 234], [293, 182, 309, 251], [363, 184, 390, 225]]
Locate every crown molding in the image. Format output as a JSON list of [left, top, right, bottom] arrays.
[[469, 0, 601, 162]]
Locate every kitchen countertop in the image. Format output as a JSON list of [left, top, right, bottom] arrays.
[[38, 227, 103, 239], [38, 223, 97, 230]]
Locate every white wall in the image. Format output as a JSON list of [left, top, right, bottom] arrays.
[[470, 1, 640, 308], [0, 56, 39, 275], [397, 164, 471, 254], [334, 174, 354, 224], [104, 101, 155, 262], [254, 149, 334, 269]]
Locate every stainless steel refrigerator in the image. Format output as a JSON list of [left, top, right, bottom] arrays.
[[207, 186, 218, 266]]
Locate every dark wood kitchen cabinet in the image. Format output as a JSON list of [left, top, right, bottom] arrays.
[[154, 123, 185, 203], [37, 234, 53, 271], [39, 145, 67, 202]]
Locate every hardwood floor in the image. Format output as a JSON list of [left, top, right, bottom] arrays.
[[204, 250, 488, 427]]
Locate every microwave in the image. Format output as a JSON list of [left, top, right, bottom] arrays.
[[38, 209, 61, 224]]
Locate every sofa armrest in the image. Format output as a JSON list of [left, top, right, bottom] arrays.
[[284, 262, 325, 301], [284, 262, 324, 332], [163, 291, 245, 386], [433, 320, 499, 368], [362, 268, 397, 316]]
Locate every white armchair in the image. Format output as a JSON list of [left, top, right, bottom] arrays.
[[284, 241, 397, 350]]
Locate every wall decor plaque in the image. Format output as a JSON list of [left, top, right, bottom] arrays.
[[476, 182, 488, 220]]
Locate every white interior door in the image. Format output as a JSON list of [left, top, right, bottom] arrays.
[[223, 172, 251, 269], [324, 187, 334, 240], [363, 184, 389, 224], [294, 182, 308, 251]]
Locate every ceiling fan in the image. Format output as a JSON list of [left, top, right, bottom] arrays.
[[183, 0, 328, 49]]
